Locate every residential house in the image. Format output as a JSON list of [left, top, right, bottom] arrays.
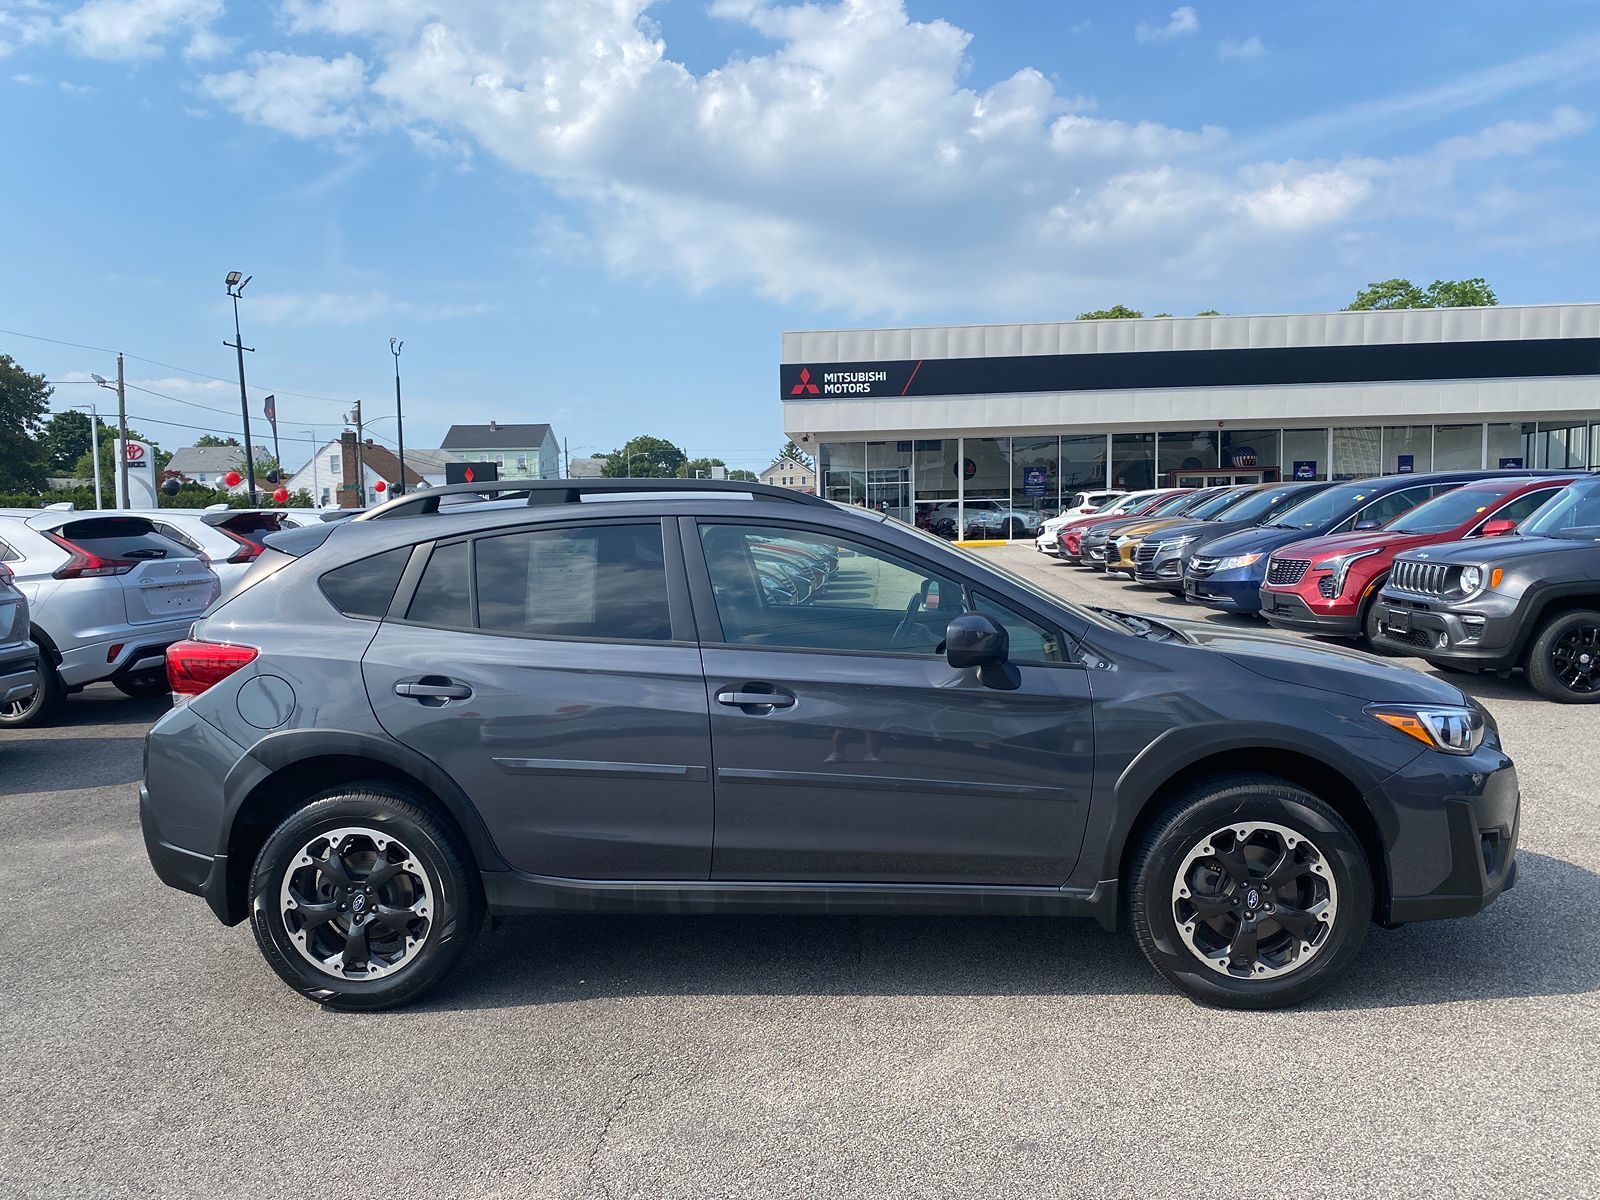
[[440, 421, 558, 480], [759, 459, 817, 493], [165, 444, 273, 493], [284, 439, 459, 507]]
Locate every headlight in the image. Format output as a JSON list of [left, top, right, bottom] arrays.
[[1325, 548, 1381, 596], [1173, 534, 1198, 547], [1366, 704, 1486, 755], [1460, 565, 1484, 593], [1214, 553, 1262, 570]]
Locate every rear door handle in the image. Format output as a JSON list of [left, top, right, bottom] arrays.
[[716, 690, 796, 710], [395, 678, 473, 701]]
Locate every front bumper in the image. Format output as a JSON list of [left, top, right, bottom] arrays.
[[1370, 745, 1520, 924], [1133, 545, 1188, 589], [1259, 588, 1361, 636], [1183, 569, 1266, 613], [1371, 593, 1524, 670], [0, 646, 41, 705]]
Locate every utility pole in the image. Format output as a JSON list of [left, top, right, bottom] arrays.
[[224, 271, 258, 505], [350, 399, 365, 505], [115, 353, 129, 509], [390, 338, 405, 496], [73, 403, 103, 510], [563, 437, 569, 479], [300, 430, 320, 506]]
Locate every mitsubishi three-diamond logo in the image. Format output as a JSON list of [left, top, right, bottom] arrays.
[[790, 368, 820, 396]]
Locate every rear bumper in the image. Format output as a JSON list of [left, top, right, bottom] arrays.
[[1259, 589, 1361, 635], [56, 624, 192, 688], [0, 646, 41, 704], [140, 783, 233, 921], [1371, 747, 1520, 923]]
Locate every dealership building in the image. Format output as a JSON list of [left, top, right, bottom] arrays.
[[780, 302, 1600, 535]]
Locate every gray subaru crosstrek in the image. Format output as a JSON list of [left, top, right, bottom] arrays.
[[141, 480, 1519, 1011]]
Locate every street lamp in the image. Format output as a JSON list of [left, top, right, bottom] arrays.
[[72, 403, 103, 510], [90, 367, 128, 508], [625, 451, 653, 477], [390, 337, 406, 496], [224, 271, 258, 504]]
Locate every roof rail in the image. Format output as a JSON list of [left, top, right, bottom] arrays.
[[353, 477, 834, 521]]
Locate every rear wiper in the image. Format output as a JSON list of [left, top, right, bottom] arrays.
[[124, 548, 168, 559]]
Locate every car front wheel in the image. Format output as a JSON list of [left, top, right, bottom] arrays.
[[1525, 610, 1600, 703], [249, 788, 483, 1010], [1130, 774, 1372, 1009]]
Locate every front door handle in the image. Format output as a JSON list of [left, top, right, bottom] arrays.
[[716, 689, 796, 710], [395, 677, 473, 702]]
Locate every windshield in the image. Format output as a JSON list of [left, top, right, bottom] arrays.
[[1215, 483, 1317, 524], [1185, 489, 1246, 520], [1519, 481, 1600, 540], [1267, 480, 1382, 530], [1103, 491, 1159, 515], [1145, 491, 1197, 517], [1386, 486, 1510, 534]]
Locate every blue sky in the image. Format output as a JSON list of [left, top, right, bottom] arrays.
[[2, 0, 1598, 476]]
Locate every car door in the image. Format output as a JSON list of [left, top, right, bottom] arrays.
[[361, 517, 715, 880], [686, 518, 1095, 885]]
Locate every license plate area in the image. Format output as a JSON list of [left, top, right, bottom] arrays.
[[1386, 607, 1411, 634]]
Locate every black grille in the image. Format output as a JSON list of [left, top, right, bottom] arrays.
[[1267, 557, 1311, 586], [1317, 575, 1337, 599], [1392, 558, 1450, 596], [1134, 541, 1160, 566], [1086, 544, 1107, 562], [1382, 624, 1435, 649]]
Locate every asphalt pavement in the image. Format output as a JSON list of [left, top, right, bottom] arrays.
[[1, 545, 1596, 1199]]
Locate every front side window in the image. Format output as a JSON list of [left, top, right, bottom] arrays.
[[1487, 488, 1562, 528], [475, 523, 671, 641], [971, 593, 1063, 664], [1354, 487, 1432, 529]]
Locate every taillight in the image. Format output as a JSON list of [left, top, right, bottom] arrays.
[[0, 560, 11, 582], [166, 640, 258, 696], [43, 531, 135, 579], [221, 528, 263, 564]]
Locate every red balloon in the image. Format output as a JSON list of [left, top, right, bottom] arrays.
[[223, 470, 242, 488], [273, 487, 289, 504], [374, 480, 388, 493]]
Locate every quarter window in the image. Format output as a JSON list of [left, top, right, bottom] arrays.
[[319, 546, 411, 619], [1491, 489, 1561, 527], [475, 523, 671, 641]]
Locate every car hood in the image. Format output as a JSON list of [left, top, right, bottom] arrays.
[[1394, 533, 1578, 566], [1154, 615, 1469, 704], [1196, 525, 1321, 559], [1112, 515, 1191, 538], [1274, 530, 1425, 562]]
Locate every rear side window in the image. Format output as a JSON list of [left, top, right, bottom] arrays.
[[0, 538, 16, 562], [319, 546, 411, 619], [406, 542, 471, 627], [475, 523, 671, 642], [58, 517, 195, 560]]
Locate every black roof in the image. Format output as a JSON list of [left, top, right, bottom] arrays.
[[440, 423, 553, 450]]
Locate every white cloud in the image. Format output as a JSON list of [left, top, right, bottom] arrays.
[[1219, 36, 1264, 61], [199, 52, 371, 139], [249, 289, 491, 326], [1238, 167, 1373, 230], [60, 0, 222, 61], [58, 79, 93, 92], [11, 72, 42, 84], [1135, 7, 1198, 44]]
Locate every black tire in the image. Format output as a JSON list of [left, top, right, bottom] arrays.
[[0, 651, 66, 728], [1525, 609, 1600, 703], [249, 787, 483, 1010], [1359, 584, 1390, 653], [1129, 773, 1373, 1010], [114, 669, 170, 698]]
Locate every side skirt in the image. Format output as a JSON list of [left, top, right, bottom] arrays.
[[481, 872, 1120, 931]]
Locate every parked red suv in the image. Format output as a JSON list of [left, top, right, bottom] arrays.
[[1259, 475, 1576, 644]]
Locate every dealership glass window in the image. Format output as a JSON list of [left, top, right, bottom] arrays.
[[911, 438, 961, 537], [818, 441, 865, 505], [1281, 428, 1329, 482], [1220, 430, 1280, 480], [1331, 427, 1381, 480], [1381, 426, 1432, 476], [1157, 430, 1216, 486], [1060, 434, 1108, 492], [1110, 432, 1155, 490], [1536, 422, 1589, 470], [960, 437, 1012, 538], [1433, 423, 1483, 470], [1010, 436, 1059, 527], [865, 440, 913, 522], [1485, 422, 1537, 470]]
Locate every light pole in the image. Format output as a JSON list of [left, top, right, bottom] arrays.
[[300, 430, 321, 506], [224, 271, 258, 504], [72, 403, 103, 510], [625, 451, 652, 477], [90, 363, 127, 507], [390, 338, 406, 496]]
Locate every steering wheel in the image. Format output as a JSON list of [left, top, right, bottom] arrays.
[[890, 592, 942, 651]]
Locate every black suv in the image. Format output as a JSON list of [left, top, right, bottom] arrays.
[[142, 480, 1519, 1011], [1374, 475, 1600, 702]]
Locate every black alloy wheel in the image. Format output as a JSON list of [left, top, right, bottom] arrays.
[[1527, 610, 1600, 703]]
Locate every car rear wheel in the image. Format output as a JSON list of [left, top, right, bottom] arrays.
[[1526, 610, 1600, 703], [249, 788, 483, 1010], [114, 669, 170, 698], [1129, 774, 1372, 1009], [0, 653, 65, 728]]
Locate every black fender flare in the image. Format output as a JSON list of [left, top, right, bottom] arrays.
[[222, 728, 510, 872], [1514, 583, 1600, 662]]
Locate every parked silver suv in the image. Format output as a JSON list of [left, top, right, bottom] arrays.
[[0, 509, 219, 725], [134, 506, 301, 592], [0, 556, 41, 717]]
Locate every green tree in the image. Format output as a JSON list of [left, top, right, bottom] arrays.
[[41, 409, 108, 475], [678, 456, 728, 479], [1344, 277, 1498, 311], [193, 434, 241, 448], [726, 469, 758, 482], [0, 352, 52, 491], [773, 439, 814, 470], [601, 435, 688, 478], [1076, 305, 1144, 320], [1194, 309, 1224, 317]]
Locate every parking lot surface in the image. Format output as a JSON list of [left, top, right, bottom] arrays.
[[2, 544, 1597, 1199]]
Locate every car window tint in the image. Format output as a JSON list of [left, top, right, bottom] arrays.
[[155, 523, 205, 554], [475, 523, 671, 642], [1493, 489, 1560, 526], [1357, 488, 1431, 528], [406, 541, 472, 627], [0, 538, 16, 562], [58, 517, 195, 560], [700, 524, 967, 655], [971, 593, 1064, 664], [319, 546, 411, 619]]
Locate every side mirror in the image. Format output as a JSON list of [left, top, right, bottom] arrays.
[[945, 613, 1018, 689], [1480, 518, 1518, 537], [1353, 519, 1381, 531]]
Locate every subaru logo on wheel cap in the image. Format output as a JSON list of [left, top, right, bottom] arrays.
[[1246, 888, 1261, 910], [350, 893, 367, 913]]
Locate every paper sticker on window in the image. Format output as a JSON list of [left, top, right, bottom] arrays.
[[527, 534, 598, 624]]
